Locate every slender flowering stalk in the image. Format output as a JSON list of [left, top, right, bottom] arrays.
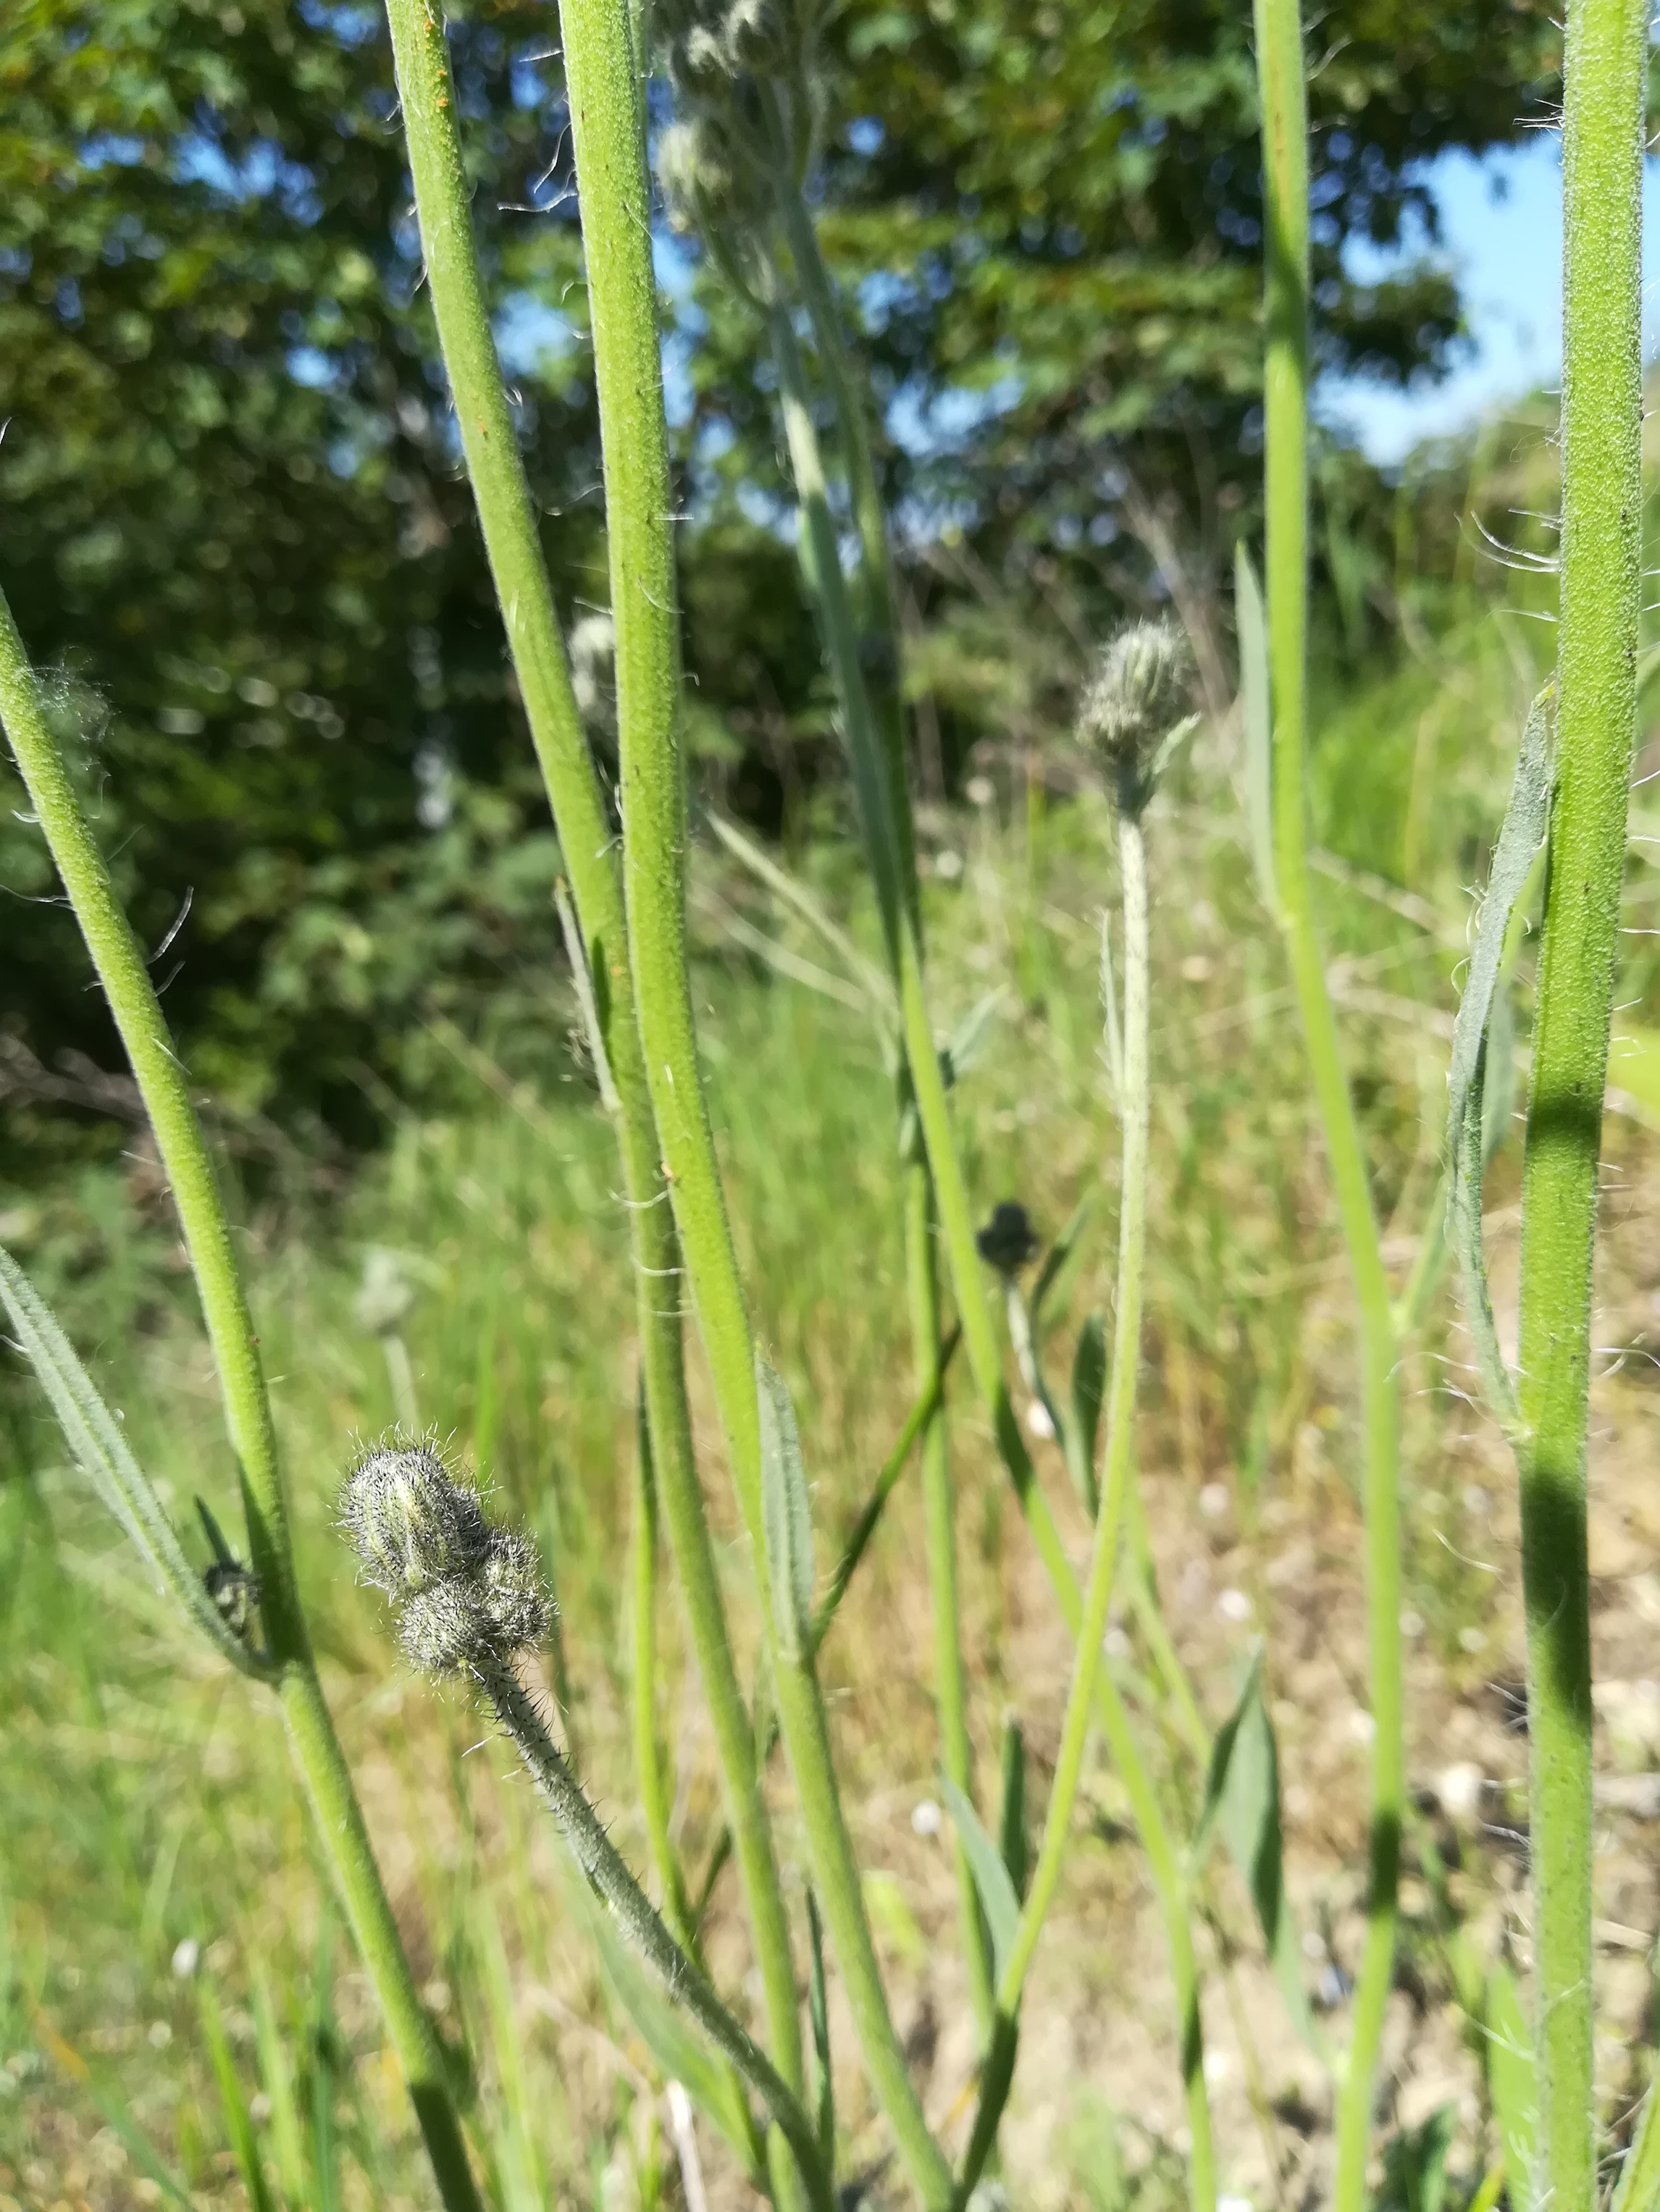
[[377, 0, 808, 2151], [1252, 3, 1401, 2198], [338, 1444, 833, 2212], [1515, 0, 1647, 2198], [0, 587, 485, 2212], [957, 632, 1214, 2212]]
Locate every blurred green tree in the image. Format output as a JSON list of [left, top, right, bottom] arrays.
[[1, 0, 1560, 1155]]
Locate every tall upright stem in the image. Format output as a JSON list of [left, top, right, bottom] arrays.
[[768, 290, 994, 2039], [1518, 2, 1646, 2200], [1252, 4, 1401, 2200], [556, 6, 953, 2200], [0, 589, 484, 2212], [380, 0, 806, 2158]]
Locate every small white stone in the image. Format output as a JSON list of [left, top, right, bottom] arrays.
[[1301, 1927, 1328, 1960], [1026, 1398, 1056, 1439], [1219, 2197, 1254, 2212], [1462, 1485, 1490, 1517], [1217, 1587, 1252, 1623], [170, 1938, 200, 1980], [934, 849, 964, 881], [1436, 1762, 1484, 1819], [1202, 2048, 1231, 2085], [911, 1797, 942, 1838], [1349, 1707, 1377, 1744], [249, 2092, 272, 2124], [1459, 1626, 1487, 1654], [1198, 1481, 1229, 1518], [965, 775, 996, 807], [148, 2019, 174, 2050], [1400, 1610, 1425, 1639], [1104, 1626, 1132, 1660]]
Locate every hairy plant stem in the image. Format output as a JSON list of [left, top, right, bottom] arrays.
[[0, 587, 484, 2212], [1252, 3, 1401, 2198], [632, 1395, 695, 1948], [768, 249, 1212, 2174], [380, 0, 807, 2174], [1518, 1, 1646, 2199], [471, 1653, 832, 2210], [957, 810, 1212, 2212], [766, 290, 994, 2043], [556, 9, 955, 2203]]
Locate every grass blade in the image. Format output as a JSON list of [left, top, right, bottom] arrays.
[[201, 1978, 280, 2212], [1233, 542, 1275, 914]]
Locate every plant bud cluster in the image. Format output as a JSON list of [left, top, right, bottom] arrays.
[[653, 0, 823, 246], [340, 1437, 550, 1675], [1076, 618, 1194, 812]]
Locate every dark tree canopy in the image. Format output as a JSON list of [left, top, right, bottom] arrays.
[[1, 0, 1562, 1154]]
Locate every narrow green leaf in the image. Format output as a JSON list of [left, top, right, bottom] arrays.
[[1611, 2077, 1660, 2212], [757, 1358, 815, 1662], [1380, 2101, 1455, 2212], [1068, 1314, 1107, 1518], [939, 1775, 1021, 1986], [942, 987, 1007, 1088], [201, 1979, 279, 2212], [0, 1245, 267, 1675], [1194, 1654, 1319, 2050], [1483, 1961, 1536, 2203], [1234, 542, 1275, 914], [1445, 688, 1553, 1439], [1029, 1190, 1097, 1332], [805, 1891, 834, 2162], [997, 1717, 1028, 1903], [250, 1967, 309, 2212]]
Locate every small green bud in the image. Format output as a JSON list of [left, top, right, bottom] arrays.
[[340, 1436, 551, 1677], [976, 1199, 1040, 1276], [1076, 617, 1194, 810], [341, 1439, 492, 1595]]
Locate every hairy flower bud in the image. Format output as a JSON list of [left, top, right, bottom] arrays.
[[341, 1439, 492, 1594], [1076, 617, 1194, 810], [976, 1198, 1040, 1276], [340, 1437, 549, 1675]]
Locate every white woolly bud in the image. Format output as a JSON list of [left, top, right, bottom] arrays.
[[340, 1436, 550, 1675], [1076, 617, 1195, 811]]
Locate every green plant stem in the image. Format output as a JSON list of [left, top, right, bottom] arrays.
[[472, 1653, 832, 2211], [566, 46, 945, 2190], [766, 299, 994, 2039], [997, 807, 1149, 2005], [0, 587, 484, 2212], [1253, 4, 1401, 2200], [908, 1164, 994, 2040], [1518, 1, 1647, 2200], [772, 1653, 954, 2209], [631, 1395, 695, 1948], [381, 0, 808, 2164], [776, 185, 916, 921]]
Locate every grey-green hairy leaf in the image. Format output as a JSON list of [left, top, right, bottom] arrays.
[[1234, 542, 1275, 914], [1445, 686, 1553, 1438], [757, 1358, 815, 1662], [1195, 1652, 1319, 2051], [0, 1244, 269, 1675], [940, 1774, 1021, 1986]]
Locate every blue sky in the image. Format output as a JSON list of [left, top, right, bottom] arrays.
[[1325, 135, 1660, 466]]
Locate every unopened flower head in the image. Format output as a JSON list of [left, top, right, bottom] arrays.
[[340, 1436, 550, 1675], [976, 1199, 1040, 1277], [1076, 617, 1194, 810]]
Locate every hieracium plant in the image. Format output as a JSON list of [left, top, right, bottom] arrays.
[[13, 0, 1648, 2203]]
